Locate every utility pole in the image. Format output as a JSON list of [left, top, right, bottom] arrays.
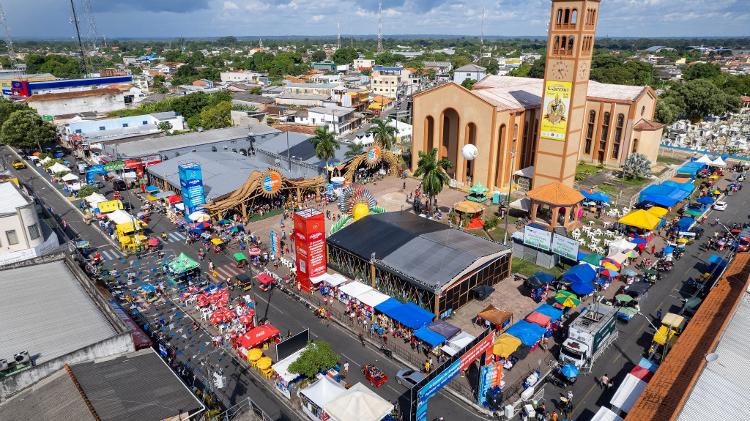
[[0, 3, 17, 71], [69, 0, 88, 76], [337, 21, 341, 50], [377, 0, 383, 54]]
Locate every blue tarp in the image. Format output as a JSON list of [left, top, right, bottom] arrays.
[[697, 196, 715, 205], [532, 272, 556, 284], [387, 302, 434, 329], [580, 190, 610, 203], [570, 280, 595, 295], [374, 298, 402, 318], [562, 264, 597, 284], [535, 304, 563, 322], [506, 320, 547, 346], [676, 217, 695, 231], [663, 180, 696, 195], [677, 162, 707, 176], [414, 326, 447, 347], [640, 184, 689, 203]]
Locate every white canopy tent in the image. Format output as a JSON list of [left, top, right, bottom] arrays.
[[610, 373, 648, 413], [300, 375, 347, 416], [609, 238, 636, 255], [48, 163, 71, 174], [188, 211, 210, 222], [107, 209, 134, 225], [441, 331, 476, 356], [61, 173, 79, 182], [695, 154, 712, 164], [710, 156, 727, 167], [510, 197, 531, 212], [338, 281, 373, 301], [310, 272, 349, 286], [323, 382, 393, 421], [85, 192, 107, 207], [608, 252, 630, 265], [591, 407, 624, 421], [40, 156, 53, 164], [356, 289, 390, 308]]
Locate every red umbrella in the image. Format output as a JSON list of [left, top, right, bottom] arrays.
[[210, 308, 235, 324], [239, 313, 255, 326], [196, 294, 211, 307], [247, 247, 262, 256], [168, 195, 182, 204], [148, 237, 159, 246], [256, 273, 274, 285]]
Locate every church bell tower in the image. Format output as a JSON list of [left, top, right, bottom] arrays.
[[532, 0, 600, 188]]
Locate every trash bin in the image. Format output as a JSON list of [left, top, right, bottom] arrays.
[[492, 191, 502, 205]]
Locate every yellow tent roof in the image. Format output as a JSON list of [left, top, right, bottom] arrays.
[[493, 333, 522, 358], [661, 313, 686, 330], [647, 206, 669, 217], [454, 200, 486, 214], [653, 325, 679, 346], [618, 209, 661, 231]]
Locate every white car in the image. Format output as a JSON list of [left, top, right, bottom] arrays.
[[713, 201, 728, 211]]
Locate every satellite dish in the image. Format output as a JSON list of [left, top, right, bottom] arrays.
[[705, 353, 719, 362], [462, 144, 479, 161]]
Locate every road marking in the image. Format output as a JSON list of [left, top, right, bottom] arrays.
[[167, 232, 186, 242]]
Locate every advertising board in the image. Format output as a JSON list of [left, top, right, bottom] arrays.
[[178, 163, 206, 215], [293, 209, 326, 292], [551, 233, 580, 260], [524, 225, 552, 251], [540, 80, 572, 141]]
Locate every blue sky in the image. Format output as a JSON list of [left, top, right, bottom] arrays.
[[5, 0, 750, 39]]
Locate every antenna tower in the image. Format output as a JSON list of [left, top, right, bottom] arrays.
[[69, 0, 88, 76], [479, 7, 486, 62], [82, 0, 100, 50], [0, 3, 17, 70], [337, 21, 341, 49], [377, 0, 383, 53]]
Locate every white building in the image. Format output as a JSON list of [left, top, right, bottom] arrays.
[[0, 182, 58, 265], [220, 70, 266, 84], [370, 66, 413, 99], [295, 105, 361, 135], [26, 88, 130, 117], [453, 64, 486, 85], [62, 111, 185, 146], [353, 58, 375, 70]]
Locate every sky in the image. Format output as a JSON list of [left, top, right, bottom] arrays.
[[4, 0, 750, 40]]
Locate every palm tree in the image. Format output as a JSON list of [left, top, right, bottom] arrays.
[[368, 118, 398, 151], [345, 142, 364, 158], [413, 148, 452, 213], [309, 126, 340, 172]]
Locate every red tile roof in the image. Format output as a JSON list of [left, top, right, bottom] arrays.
[[527, 181, 585, 206], [633, 119, 665, 131], [26, 88, 121, 102], [625, 252, 750, 421]]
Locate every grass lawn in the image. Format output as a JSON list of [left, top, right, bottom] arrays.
[[512, 257, 566, 278], [657, 155, 684, 165], [598, 177, 650, 196], [247, 208, 284, 223], [576, 162, 603, 181]]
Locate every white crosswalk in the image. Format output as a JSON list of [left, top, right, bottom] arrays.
[[99, 248, 124, 261], [212, 264, 245, 280], [165, 231, 187, 243]]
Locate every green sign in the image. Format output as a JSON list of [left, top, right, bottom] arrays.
[[42, 114, 54, 121], [104, 161, 125, 172], [523, 225, 552, 251]]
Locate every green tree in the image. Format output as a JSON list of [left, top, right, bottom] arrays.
[[172, 63, 199, 85], [311, 49, 327, 62], [413, 148, 452, 213], [345, 142, 364, 158], [655, 96, 684, 125], [672, 79, 740, 122], [479, 57, 499, 75], [528, 59, 546, 78], [1, 110, 57, 150], [0, 98, 29, 127], [77, 184, 98, 198], [461, 78, 477, 90], [622, 153, 652, 179], [332, 47, 358, 65], [683, 62, 721, 81], [309, 126, 340, 170], [197, 101, 231, 129], [288, 341, 339, 379], [157, 121, 172, 133], [368, 118, 397, 150]]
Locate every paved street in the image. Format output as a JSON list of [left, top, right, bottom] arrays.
[[6, 146, 487, 421]]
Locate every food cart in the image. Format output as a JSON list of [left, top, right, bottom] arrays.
[[234, 252, 248, 268], [256, 273, 275, 291], [362, 364, 388, 388]]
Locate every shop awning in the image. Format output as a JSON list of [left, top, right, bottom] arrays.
[[525, 311, 552, 327], [477, 305, 513, 326], [493, 333, 522, 358], [413, 326, 447, 347], [534, 304, 563, 322], [374, 298, 402, 317], [619, 210, 662, 231], [386, 303, 434, 329], [505, 320, 546, 347], [339, 281, 373, 299], [441, 331, 476, 356], [356, 289, 390, 308], [591, 407, 623, 421], [239, 324, 280, 349], [427, 320, 461, 340]]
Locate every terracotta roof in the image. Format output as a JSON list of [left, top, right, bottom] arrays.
[[634, 119, 665, 131], [626, 252, 750, 421], [527, 181, 584, 206], [26, 88, 121, 102]]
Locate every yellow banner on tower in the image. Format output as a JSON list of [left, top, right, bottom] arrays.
[[540, 81, 572, 141]]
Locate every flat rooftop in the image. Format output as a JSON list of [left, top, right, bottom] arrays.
[[0, 181, 31, 214]]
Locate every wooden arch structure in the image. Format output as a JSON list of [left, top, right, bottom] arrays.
[[342, 145, 402, 181], [203, 168, 325, 219]]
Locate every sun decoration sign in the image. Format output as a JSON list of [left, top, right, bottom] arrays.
[[261, 170, 283, 196], [366, 145, 381, 167]]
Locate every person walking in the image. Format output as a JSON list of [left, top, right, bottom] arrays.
[[342, 361, 349, 377], [600, 373, 610, 389]]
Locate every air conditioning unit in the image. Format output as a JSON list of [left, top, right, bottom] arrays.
[[14, 351, 30, 365], [0, 359, 8, 371]]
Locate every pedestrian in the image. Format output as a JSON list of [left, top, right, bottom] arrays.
[[567, 390, 573, 405], [651, 244, 656, 255], [600, 373, 610, 389], [358, 332, 365, 346], [656, 308, 663, 321], [343, 361, 349, 377], [286, 329, 292, 338]]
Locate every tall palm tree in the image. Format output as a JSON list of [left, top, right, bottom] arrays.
[[309, 126, 340, 172], [413, 148, 452, 213], [368, 118, 398, 150], [344, 142, 364, 158]]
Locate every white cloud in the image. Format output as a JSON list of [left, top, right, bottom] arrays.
[[311, 14, 324, 22], [223, 1, 240, 10]]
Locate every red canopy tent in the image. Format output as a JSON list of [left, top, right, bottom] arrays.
[[210, 308, 235, 325], [239, 324, 280, 348], [525, 311, 552, 327], [239, 312, 255, 326], [256, 273, 274, 286], [168, 195, 183, 204], [196, 293, 211, 307]]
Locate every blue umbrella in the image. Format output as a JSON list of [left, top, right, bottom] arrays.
[[623, 268, 637, 277], [560, 363, 579, 379], [570, 280, 595, 295], [141, 284, 156, 292], [697, 196, 715, 205], [145, 185, 159, 192]]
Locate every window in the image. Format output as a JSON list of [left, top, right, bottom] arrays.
[[585, 110, 596, 153], [612, 113, 624, 159], [563, 9, 570, 24], [641, 106, 646, 116], [75, 129, 82, 134], [6, 230, 18, 245], [556, 9, 563, 25], [99, 126, 105, 131], [142, 120, 148, 125], [632, 138, 639, 153], [600, 111, 611, 153], [567, 36, 575, 55], [28, 224, 40, 240], [122, 123, 129, 128], [571, 9, 577, 25]]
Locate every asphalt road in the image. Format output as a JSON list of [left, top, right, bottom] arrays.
[[6, 146, 487, 421]]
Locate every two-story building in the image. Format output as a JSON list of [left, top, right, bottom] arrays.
[[369, 66, 412, 99]]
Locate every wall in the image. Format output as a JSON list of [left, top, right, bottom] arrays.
[[28, 93, 127, 116], [66, 114, 184, 135], [0, 204, 43, 254], [634, 128, 663, 164], [0, 232, 59, 266], [453, 71, 485, 85]]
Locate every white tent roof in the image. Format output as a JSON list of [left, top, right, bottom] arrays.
[[356, 289, 390, 308], [40, 156, 52, 164], [608, 252, 629, 265], [695, 154, 712, 164], [85, 192, 107, 206], [311, 272, 349, 286], [514, 166, 534, 178], [339, 281, 373, 298], [610, 373, 648, 413], [271, 347, 307, 383], [107, 209, 134, 225], [48, 163, 71, 174], [300, 374, 347, 409], [591, 407, 624, 421], [441, 331, 476, 356], [609, 238, 636, 256], [61, 173, 79, 181], [324, 382, 394, 421], [710, 156, 727, 167], [510, 197, 530, 212]]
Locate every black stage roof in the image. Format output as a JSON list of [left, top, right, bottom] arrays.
[[327, 212, 509, 292]]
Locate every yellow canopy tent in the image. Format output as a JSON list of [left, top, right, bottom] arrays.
[[618, 209, 662, 231], [653, 325, 679, 346], [647, 206, 669, 217], [493, 334, 522, 358]]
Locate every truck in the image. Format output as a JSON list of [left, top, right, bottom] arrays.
[[559, 303, 618, 370]]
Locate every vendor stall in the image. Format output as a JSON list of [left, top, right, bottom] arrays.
[[337, 280, 373, 304], [426, 320, 461, 341], [441, 331, 476, 356], [493, 333, 522, 358], [300, 375, 348, 421], [355, 289, 390, 316], [619, 210, 662, 231], [610, 364, 653, 413], [240, 324, 281, 349], [167, 253, 201, 283], [591, 407, 624, 421], [383, 302, 434, 330], [476, 305, 514, 331], [413, 326, 447, 348], [271, 346, 307, 399], [505, 320, 547, 347], [323, 382, 394, 421]]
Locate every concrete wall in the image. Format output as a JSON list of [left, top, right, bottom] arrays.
[[0, 204, 44, 254], [28, 93, 127, 116]]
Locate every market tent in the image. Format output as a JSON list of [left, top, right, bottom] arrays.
[[619, 210, 662, 231], [663, 180, 695, 196], [441, 331, 476, 356], [652, 326, 679, 346], [168, 253, 200, 274], [697, 196, 715, 205], [145, 185, 159, 192], [525, 311, 552, 327], [256, 273, 274, 285], [300, 375, 348, 413], [505, 320, 546, 347], [84, 192, 107, 207], [61, 173, 79, 181], [107, 209, 134, 225], [570, 280, 595, 295], [493, 333, 522, 358], [272, 347, 307, 384], [477, 305, 514, 327], [676, 216, 695, 231], [312, 273, 349, 286], [356, 289, 390, 308], [339, 281, 373, 300], [48, 162, 71, 174], [610, 370, 650, 413], [426, 320, 461, 340], [168, 195, 182, 204], [387, 303, 434, 329], [374, 298, 403, 318], [534, 304, 563, 322], [580, 189, 610, 203], [608, 252, 629, 266], [324, 382, 393, 421], [646, 206, 668, 218], [239, 324, 280, 349], [413, 326, 447, 347], [581, 253, 604, 266], [562, 264, 597, 285], [591, 407, 624, 421], [695, 154, 712, 164], [710, 156, 726, 167]]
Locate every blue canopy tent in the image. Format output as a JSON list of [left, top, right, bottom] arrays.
[[697, 196, 715, 205], [386, 302, 434, 329], [145, 185, 159, 192], [562, 264, 597, 285], [640, 194, 680, 208], [570, 280, 595, 295], [534, 304, 563, 322], [414, 326, 447, 347], [677, 162, 706, 176], [663, 180, 696, 196], [532, 272, 556, 285], [579, 190, 610, 203], [374, 298, 403, 319], [639, 184, 686, 208], [506, 320, 547, 346], [676, 217, 695, 231]]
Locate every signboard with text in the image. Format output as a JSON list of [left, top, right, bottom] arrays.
[[178, 163, 206, 216], [551, 233, 580, 261], [293, 209, 326, 293], [97, 199, 123, 213], [540, 80, 572, 141], [524, 225, 552, 251]]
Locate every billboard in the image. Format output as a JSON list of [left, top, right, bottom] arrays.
[[540, 80, 572, 141], [293, 209, 327, 293], [276, 329, 310, 361], [477, 362, 503, 406], [551, 233, 580, 261], [178, 163, 206, 215], [524, 225, 552, 251]]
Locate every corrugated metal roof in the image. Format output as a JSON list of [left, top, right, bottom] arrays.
[[0, 368, 95, 420], [0, 260, 117, 365]]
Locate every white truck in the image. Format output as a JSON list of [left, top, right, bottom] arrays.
[[559, 303, 618, 370]]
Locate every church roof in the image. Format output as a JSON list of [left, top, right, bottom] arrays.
[[527, 181, 585, 206], [634, 119, 665, 131]]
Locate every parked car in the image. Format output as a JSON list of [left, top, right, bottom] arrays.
[[11, 160, 26, 169], [112, 179, 127, 191], [395, 368, 426, 388], [713, 201, 728, 211]]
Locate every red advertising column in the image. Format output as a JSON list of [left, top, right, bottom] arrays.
[[293, 209, 327, 293]]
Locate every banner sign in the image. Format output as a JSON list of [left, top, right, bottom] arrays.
[[270, 230, 278, 259], [293, 209, 326, 293], [178, 163, 206, 216], [524, 225, 552, 251], [104, 160, 125, 172], [551, 233, 580, 260], [97, 199, 123, 213], [477, 362, 503, 406], [540, 80, 572, 141]]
